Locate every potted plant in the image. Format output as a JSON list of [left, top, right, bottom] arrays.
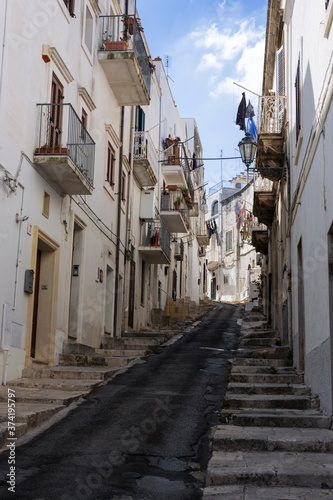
[[122, 15, 134, 35], [174, 197, 182, 210]]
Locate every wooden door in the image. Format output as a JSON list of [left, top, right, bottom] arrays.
[[49, 73, 64, 149], [31, 249, 41, 358]]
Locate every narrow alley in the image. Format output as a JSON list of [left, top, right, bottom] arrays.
[[0, 303, 242, 500]]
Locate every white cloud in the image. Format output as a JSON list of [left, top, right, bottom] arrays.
[[186, 16, 265, 99], [197, 53, 224, 71]]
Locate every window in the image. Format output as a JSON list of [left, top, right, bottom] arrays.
[[224, 275, 228, 284], [84, 6, 93, 52], [106, 142, 115, 188], [121, 172, 126, 201], [42, 191, 50, 218], [226, 230, 232, 253], [326, 1, 330, 9], [295, 55, 301, 144], [211, 200, 218, 216], [63, 0, 75, 17]]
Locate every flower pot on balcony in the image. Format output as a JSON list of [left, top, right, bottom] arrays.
[[104, 41, 128, 51], [124, 17, 134, 34]]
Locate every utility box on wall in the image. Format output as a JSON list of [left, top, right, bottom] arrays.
[[140, 190, 155, 219], [24, 269, 34, 294]]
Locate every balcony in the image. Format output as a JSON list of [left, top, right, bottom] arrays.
[[253, 176, 276, 226], [196, 220, 210, 246], [34, 103, 95, 195], [138, 219, 171, 264], [252, 222, 269, 255], [161, 140, 194, 200], [160, 188, 189, 234], [133, 131, 158, 187], [174, 239, 184, 261], [256, 95, 285, 181], [98, 15, 151, 106]]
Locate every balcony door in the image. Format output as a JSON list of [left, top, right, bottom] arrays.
[[49, 73, 64, 150]]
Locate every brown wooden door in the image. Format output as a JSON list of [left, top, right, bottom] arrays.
[[31, 249, 41, 358], [49, 73, 64, 149]]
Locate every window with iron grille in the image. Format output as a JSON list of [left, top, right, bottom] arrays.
[[295, 55, 301, 144]]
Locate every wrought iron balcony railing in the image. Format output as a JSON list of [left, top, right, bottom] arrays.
[[133, 131, 158, 179], [258, 95, 285, 134], [160, 188, 189, 220], [99, 15, 151, 95], [254, 175, 274, 192], [35, 103, 95, 186], [162, 140, 194, 200], [140, 218, 171, 260]]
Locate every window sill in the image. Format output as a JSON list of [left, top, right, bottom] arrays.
[[81, 42, 94, 66], [324, 1, 333, 38], [103, 183, 115, 201], [57, 0, 72, 24]]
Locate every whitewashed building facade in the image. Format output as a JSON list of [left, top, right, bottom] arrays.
[[0, 0, 206, 384], [253, 0, 333, 416]]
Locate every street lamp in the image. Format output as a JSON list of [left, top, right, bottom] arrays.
[[238, 132, 257, 168]]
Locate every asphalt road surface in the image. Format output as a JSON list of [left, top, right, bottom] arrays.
[[0, 303, 242, 500]]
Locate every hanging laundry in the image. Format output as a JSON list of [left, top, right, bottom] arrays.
[[235, 199, 242, 217], [236, 92, 246, 132], [246, 117, 258, 141], [245, 100, 255, 120], [237, 202, 246, 230]]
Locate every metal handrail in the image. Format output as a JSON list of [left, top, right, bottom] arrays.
[[258, 95, 285, 134], [35, 103, 95, 186], [133, 131, 158, 179], [99, 15, 151, 95]]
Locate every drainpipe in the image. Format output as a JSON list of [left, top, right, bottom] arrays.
[[122, 105, 135, 331], [114, 106, 125, 336]]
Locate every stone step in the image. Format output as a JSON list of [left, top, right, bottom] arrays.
[[242, 330, 278, 339], [95, 348, 147, 357], [59, 354, 135, 367], [227, 383, 310, 396], [0, 402, 65, 428], [241, 338, 280, 347], [0, 422, 28, 448], [220, 409, 332, 428], [123, 337, 161, 346], [122, 332, 166, 339], [206, 450, 333, 489], [213, 425, 333, 453], [238, 346, 290, 359], [231, 365, 296, 374], [0, 386, 86, 406], [223, 394, 319, 411], [229, 373, 303, 384], [232, 358, 287, 367], [7, 377, 102, 392], [22, 366, 118, 380], [203, 485, 333, 499]]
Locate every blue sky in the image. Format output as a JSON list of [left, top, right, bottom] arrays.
[[136, 0, 268, 189]]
